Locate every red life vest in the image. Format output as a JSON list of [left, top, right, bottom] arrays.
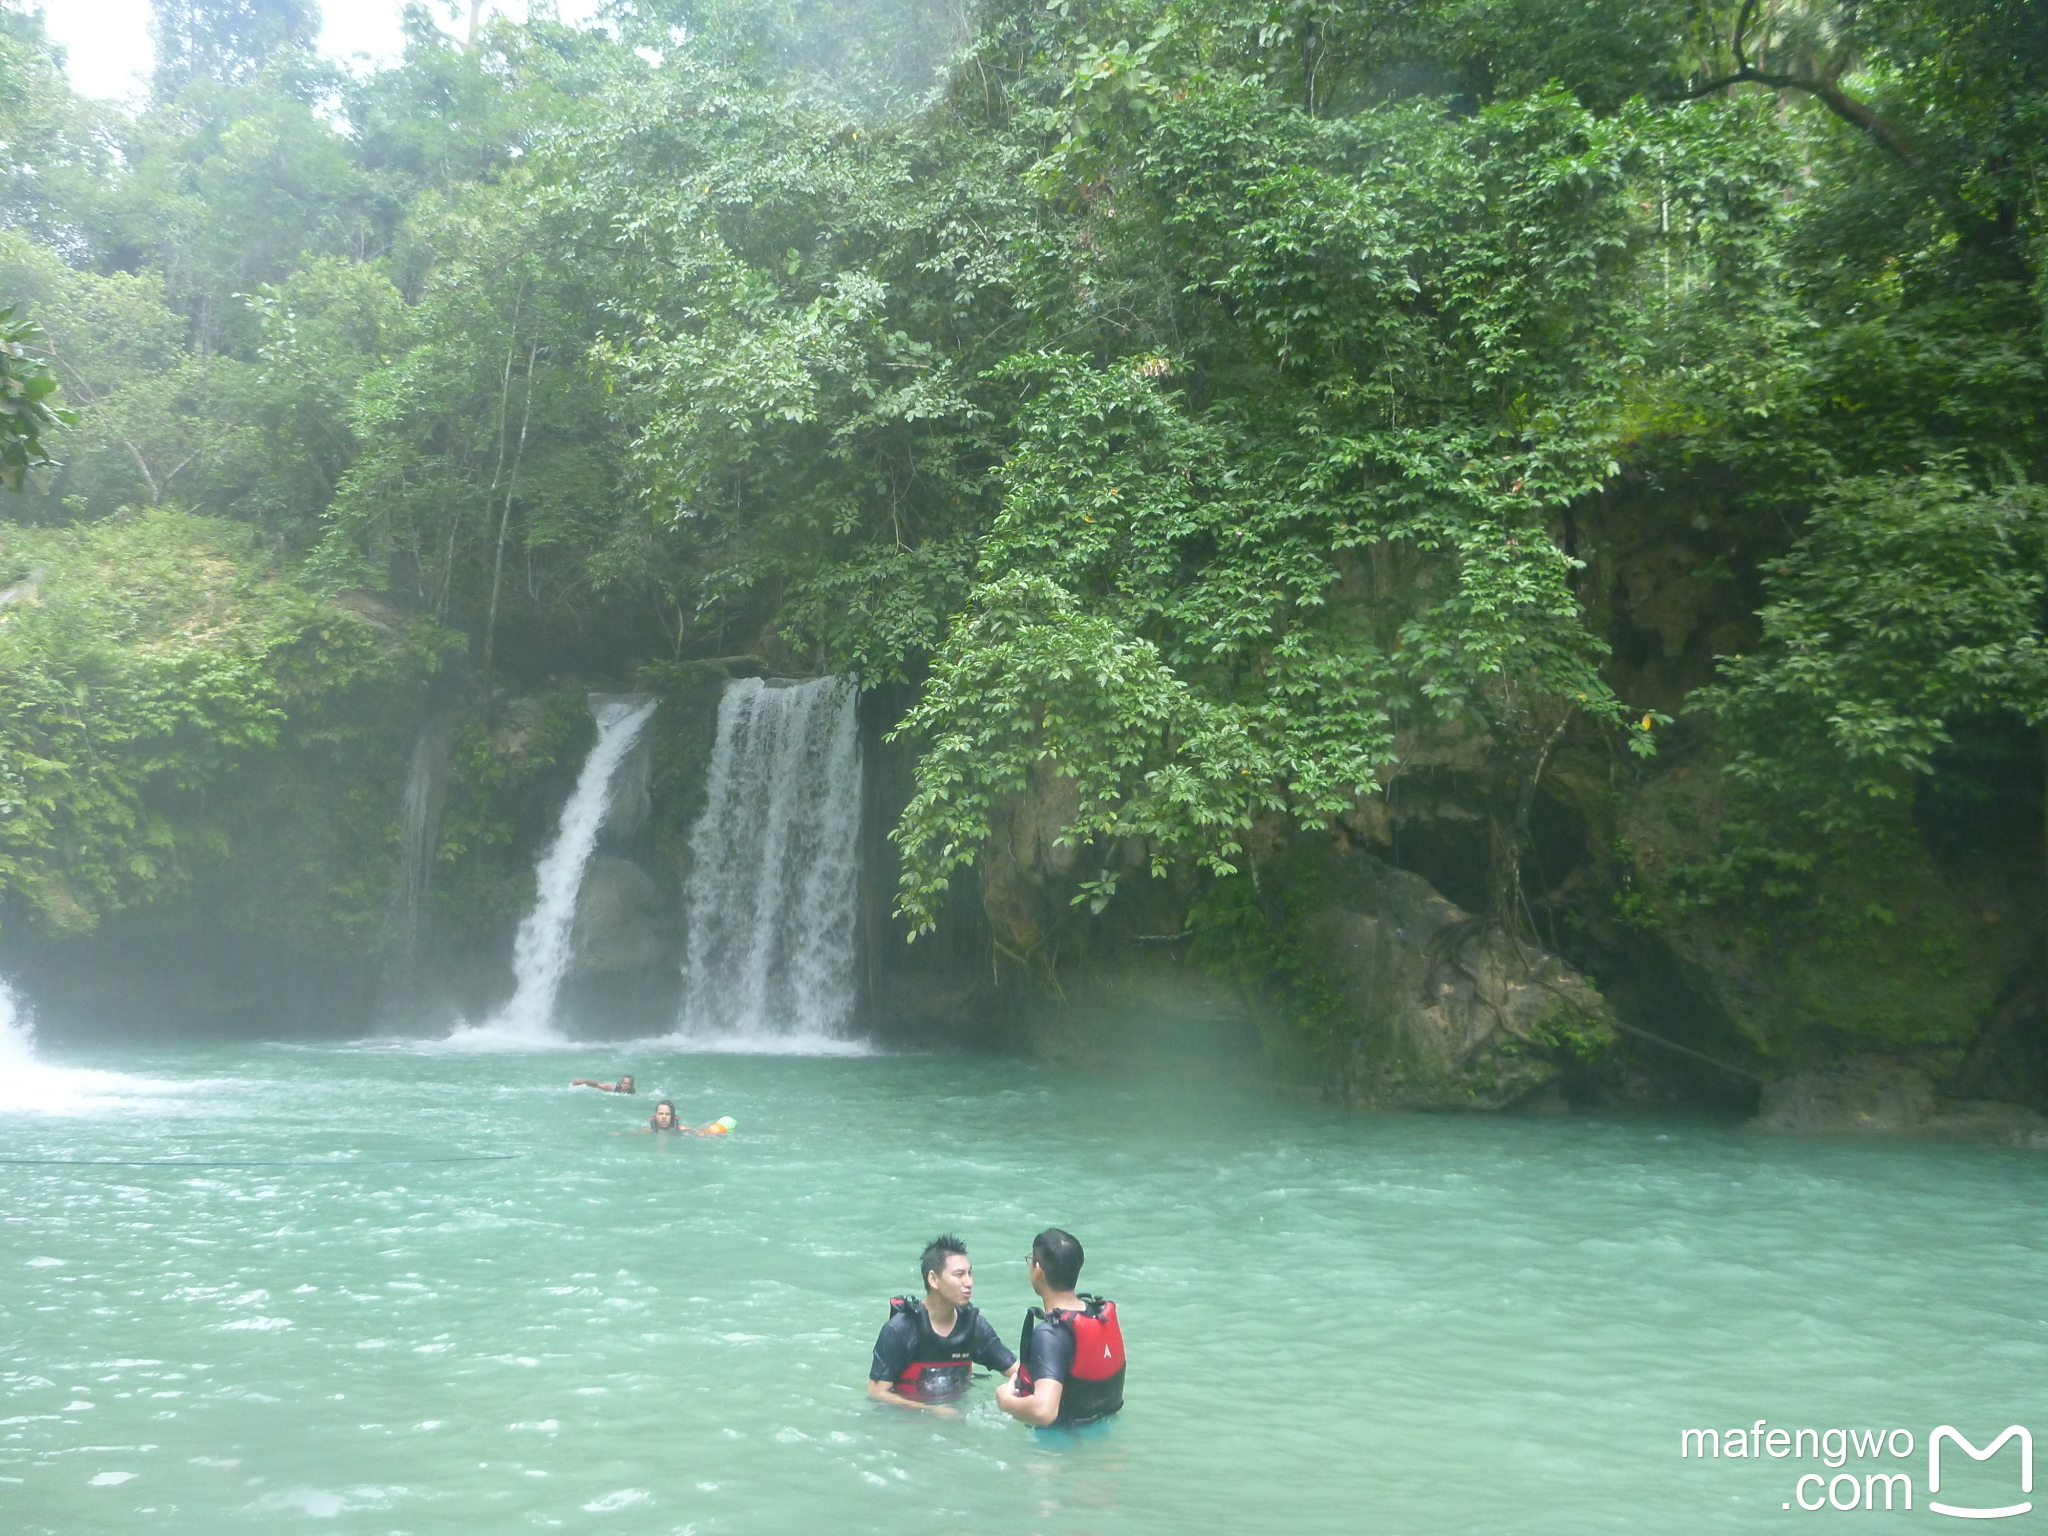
[[887, 1297, 982, 1400], [1014, 1295, 1125, 1425]]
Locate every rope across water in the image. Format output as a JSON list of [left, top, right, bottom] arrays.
[[0, 1154, 521, 1167]]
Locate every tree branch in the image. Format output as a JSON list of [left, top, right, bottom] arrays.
[[1674, 61, 2022, 277]]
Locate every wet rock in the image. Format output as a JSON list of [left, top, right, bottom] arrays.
[[1923, 1099, 2048, 1148], [978, 762, 1084, 964], [1616, 756, 2032, 1071], [572, 856, 667, 974], [592, 692, 654, 839], [1755, 1059, 2048, 1145], [1755, 1058, 1936, 1133], [1298, 853, 1616, 1111]]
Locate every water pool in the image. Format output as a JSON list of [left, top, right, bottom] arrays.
[[3, 1039, 2044, 1534]]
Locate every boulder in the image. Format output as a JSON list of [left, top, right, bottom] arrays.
[[1754, 1058, 1936, 1133], [1298, 853, 1616, 1110], [1757, 1057, 2048, 1145], [1617, 754, 2033, 1071]]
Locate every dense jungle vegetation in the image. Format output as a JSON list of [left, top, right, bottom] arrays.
[[2, 0, 2045, 1081]]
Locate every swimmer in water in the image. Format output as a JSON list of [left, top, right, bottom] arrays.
[[571, 1075, 635, 1094], [641, 1100, 683, 1132], [625, 1104, 734, 1137]]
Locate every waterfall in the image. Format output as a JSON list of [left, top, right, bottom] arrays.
[[0, 975, 33, 1072], [454, 694, 657, 1045], [397, 717, 450, 954], [675, 677, 863, 1049]]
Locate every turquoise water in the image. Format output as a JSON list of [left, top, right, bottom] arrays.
[[3, 1039, 2045, 1534]]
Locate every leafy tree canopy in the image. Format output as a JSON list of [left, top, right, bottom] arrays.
[[0, 0, 2041, 941]]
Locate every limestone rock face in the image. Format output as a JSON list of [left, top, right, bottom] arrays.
[[1300, 854, 1615, 1110], [1756, 1058, 2048, 1145], [1755, 1058, 1935, 1132], [596, 695, 654, 840], [1616, 754, 2033, 1071], [978, 763, 1084, 963], [572, 855, 667, 974]]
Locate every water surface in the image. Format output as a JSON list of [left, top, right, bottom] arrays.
[[3, 1039, 2044, 1533]]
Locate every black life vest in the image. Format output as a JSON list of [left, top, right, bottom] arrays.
[[887, 1297, 983, 1399], [1014, 1294, 1125, 1426]]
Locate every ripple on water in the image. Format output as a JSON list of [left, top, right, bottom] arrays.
[[2, 1042, 2045, 1535]]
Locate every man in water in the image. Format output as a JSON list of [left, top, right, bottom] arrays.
[[997, 1228, 1126, 1428], [868, 1235, 1016, 1413], [571, 1075, 634, 1093], [642, 1100, 682, 1131]]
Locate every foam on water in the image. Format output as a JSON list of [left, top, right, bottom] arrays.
[[0, 972, 32, 1070], [0, 976, 188, 1115], [656, 1029, 877, 1057]]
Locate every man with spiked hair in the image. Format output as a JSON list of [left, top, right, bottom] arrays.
[[867, 1234, 1017, 1412]]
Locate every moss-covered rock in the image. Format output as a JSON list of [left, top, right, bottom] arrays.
[[1617, 751, 2032, 1072], [1292, 852, 1615, 1109]]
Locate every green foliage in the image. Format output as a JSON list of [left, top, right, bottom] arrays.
[[1185, 867, 1349, 1045], [150, 0, 322, 99], [0, 5, 119, 253], [0, 232, 255, 515], [1698, 469, 2048, 831], [0, 508, 449, 934], [431, 694, 590, 935], [0, 303, 71, 491], [888, 74, 1735, 929], [0, 0, 2041, 1025]]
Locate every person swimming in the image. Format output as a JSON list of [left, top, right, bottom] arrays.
[[644, 1100, 683, 1132], [630, 1103, 736, 1136], [572, 1075, 635, 1094]]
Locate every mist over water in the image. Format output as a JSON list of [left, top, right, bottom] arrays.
[[2, 1037, 2044, 1534], [675, 677, 861, 1050]]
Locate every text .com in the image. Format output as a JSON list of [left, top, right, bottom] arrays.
[[1681, 1422, 2033, 1517]]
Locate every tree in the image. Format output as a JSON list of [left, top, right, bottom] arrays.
[[0, 233, 245, 512], [1679, 0, 2047, 283], [151, 0, 321, 97], [1697, 470, 2048, 951]]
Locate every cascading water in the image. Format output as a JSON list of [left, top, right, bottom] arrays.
[[396, 715, 453, 958], [0, 975, 34, 1074], [674, 677, 863, 1049], [452, 694, 657, 1046]]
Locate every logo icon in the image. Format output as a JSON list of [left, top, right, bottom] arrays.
[[1929, 1425, 2032, 1520]]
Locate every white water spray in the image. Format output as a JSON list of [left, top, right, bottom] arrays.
[[454, 695, 657, 1046], [0, 975, 34, 1074], [674, 677, 863, 1049], [0, 976, 184, 1113]]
